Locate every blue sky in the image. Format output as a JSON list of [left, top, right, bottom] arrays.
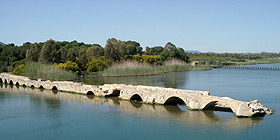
[[1, 0, 279, 53]]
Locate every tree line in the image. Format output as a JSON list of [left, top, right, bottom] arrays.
[[1, 38, 280, 75], [0, 38, 190, 74]]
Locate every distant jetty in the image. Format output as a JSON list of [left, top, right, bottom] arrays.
[[214, 66, 280, 70], [0, 73, 274, 117]]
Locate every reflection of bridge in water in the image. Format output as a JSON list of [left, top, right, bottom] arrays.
[[213, 66, 280, 70], [0, 86, 263, 130]]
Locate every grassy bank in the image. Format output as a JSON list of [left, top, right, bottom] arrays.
[[101, 60, 211, 77], [233, 58, 280, 65], [20, 62, 77, 81]]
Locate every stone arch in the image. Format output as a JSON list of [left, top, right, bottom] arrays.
[[164, 96, 186, 105], [15, 82, 20, 88], [203, 101, 233, 112], [52, 86, 58, 90], [0, 78, 2, 84], [86, 91, 94, 95], [130, 94, 143, 101], [9, 80, 13, 85], [4, 79, 8, 84], [31, 85, 35, 89], [39, 85, 44, 89], [105, 89, 120, 97], [22, 84, 27, 88]]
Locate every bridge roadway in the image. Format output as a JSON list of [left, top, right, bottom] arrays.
[[0, 73, 273, 117]]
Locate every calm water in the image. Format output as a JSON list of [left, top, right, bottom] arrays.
[[1, 63, 280, 140]]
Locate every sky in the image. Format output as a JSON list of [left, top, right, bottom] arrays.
[[1, 0, 279, 53]]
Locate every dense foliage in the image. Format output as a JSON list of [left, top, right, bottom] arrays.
[[1, 38, 280, 77]]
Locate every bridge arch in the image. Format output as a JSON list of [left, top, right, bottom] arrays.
[[0, 78, 2, 84], [31, 85, 35, 89], [86, 91, 94, 95], [4, 79, 7, 84], [15, 82, 20, 88], [52, 86, 58, 90], [203, 101, 233, 112], [105, 89, 120, 97], [130, 94, 143, 101], [39, 85, 44, 89], [164, 96, 185, 105], [9, 80, 13, 85]]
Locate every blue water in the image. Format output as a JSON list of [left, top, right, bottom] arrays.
[[0, 63, 279, 140]]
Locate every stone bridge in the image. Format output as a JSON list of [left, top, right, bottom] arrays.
[[0, 73, 273, 117], [0, 87, 263, 129]]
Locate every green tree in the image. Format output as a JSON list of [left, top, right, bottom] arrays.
[[67, 49, 78, 61], [125, 41, 142, 55], [86, 45, 104, 59], [145, 46, 164, 55], [39, 39, 61, 63], [160, 42, 189, 62], [104, 38, 121, 61], [26, 43, 41, 62], [164, 42, 177, 51]]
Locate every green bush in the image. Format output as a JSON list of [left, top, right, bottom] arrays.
[[86, 57, 108, 72], [12, 64, 25, 75], [56, 61, 80, 73]]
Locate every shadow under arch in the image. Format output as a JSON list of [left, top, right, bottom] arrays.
[[164, 105, 187, 113], [22, 84, 27, 88], [105, 89, 120, 97], [4, 79, 8, 85], [52, 86, 58, 90], [164, 96, 185, 105], [39, 85, 44, 92], [39, 85, 44, 89], [86, 91, 94, 95], [130, 101, 142, 108], [130, 94, 143, 101], [203, 101, 233, 112], [9, 80, 13, 85], [52, 86, 58, 94], [15, 82, 20, 88], [0, 78, 2, 84], [86, 95, 95, 99], [31, 85, 35, 89]]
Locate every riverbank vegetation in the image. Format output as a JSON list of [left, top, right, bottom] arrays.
[[13, 61, 76, 81], [102, 59, 211, 76], [0, 39, 280, 79]]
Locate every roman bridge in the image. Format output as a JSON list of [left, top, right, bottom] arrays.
[[0, 73, 273, 117]]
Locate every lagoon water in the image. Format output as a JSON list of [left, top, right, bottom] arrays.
[[1, 63, 280, 140]]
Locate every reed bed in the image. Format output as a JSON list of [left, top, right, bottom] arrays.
[[23, 62, 77, 81], [102, 59, 211, 77]]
